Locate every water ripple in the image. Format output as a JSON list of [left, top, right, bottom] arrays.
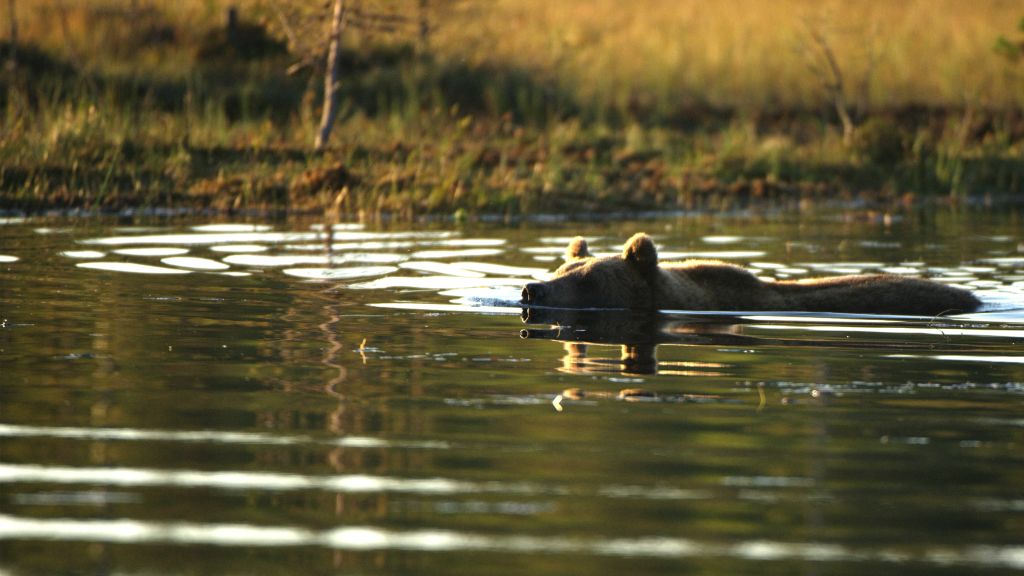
[[113, 247, 190, 257], [76, 262, 191, 275], [0, 424, 447, 449], [161, 257, 231, 271], [60, 250, 105, 259], [0, 463, 481, 495], [0, 514, 1021, 568], [753, 324, 1024, 339]]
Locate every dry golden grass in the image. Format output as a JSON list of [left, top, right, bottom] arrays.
[[11, 0, 1022, 112], [4, 1, 1021, 213], [433, 0, 1024, 111]]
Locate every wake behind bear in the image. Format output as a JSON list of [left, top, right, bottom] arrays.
[[520, 233, 981, 316]]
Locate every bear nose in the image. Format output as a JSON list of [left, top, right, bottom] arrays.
[[522, 282, 545, 303]]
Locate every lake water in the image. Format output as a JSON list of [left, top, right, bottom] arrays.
[[2, 210, 1023, 575]]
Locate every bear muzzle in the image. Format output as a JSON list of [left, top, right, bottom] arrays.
[[521, 282, 546, 304]]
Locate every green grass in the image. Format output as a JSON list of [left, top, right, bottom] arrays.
[[1, 1, 1022, 216]]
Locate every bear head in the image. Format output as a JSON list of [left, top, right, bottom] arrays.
[[521, 233, 660, 309]]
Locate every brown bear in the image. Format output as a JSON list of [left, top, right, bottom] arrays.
[[520, 233, 981, 315]]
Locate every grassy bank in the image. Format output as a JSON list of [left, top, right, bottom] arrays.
[[1, 1, 1022, 216]]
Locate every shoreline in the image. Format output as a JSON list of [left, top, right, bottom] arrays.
[[3, 192, 1022, 224]]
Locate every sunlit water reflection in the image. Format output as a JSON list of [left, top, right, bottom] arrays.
[[1, 213, 1023, 575]]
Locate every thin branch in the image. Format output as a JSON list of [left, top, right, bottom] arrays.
[[856, 21, 882, 117], [269, 3, 300, 52], [5, 0, 16, 69], [804, 21, 855, 144], [418, 0, 430, 53], [315, 0, 348, 151]]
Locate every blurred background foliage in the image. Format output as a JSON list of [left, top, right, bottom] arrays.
[[1, 0, 1021, 215]]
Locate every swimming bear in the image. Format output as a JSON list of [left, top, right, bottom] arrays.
[[520, 233, 981, 316]]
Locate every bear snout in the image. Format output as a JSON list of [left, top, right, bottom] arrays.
[[522, 282, 546, 304]]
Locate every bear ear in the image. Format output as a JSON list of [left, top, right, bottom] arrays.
[[622, 233, 658, 273], [564, 236, 592, 261]]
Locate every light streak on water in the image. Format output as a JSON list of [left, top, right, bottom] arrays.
[[352, 276, 529, 290], [0, 514, 1021, 569], [886, 354, 1024, 364], [161, 257, 231, 271], [399, 261, 487, 278], [113, 247, 190, 257], [190, 224, 274, 232], [0, 424, 447, 449], [410, 248, 505, 259], [752, 324, 1024, 339], [209, 244, 268, 253], [60, 250, 105, 259], [451, 261, 549, 277], [0, 463, 480, 495], [369, 302, 520, 314], [282, 266, 400, 280], [76, 262, 191, 275], [221, 253, 406, 267]]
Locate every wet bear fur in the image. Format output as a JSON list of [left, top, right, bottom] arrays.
[[520, 233, 981, 316]]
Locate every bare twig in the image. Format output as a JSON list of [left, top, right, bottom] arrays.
[[5, 0, 16, 69], [803, 19, 855, 145], [269, 3, 300, 52], [324, 185, 348, 250], [5, 0, 14, 43], [856, 21, 882, 118], [418, 0, 429, 53], [315, 0, 348, 151], [955, 98, 976, 151]]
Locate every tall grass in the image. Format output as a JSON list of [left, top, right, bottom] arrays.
[[11, 0, 1023, 114], [1, 1, 1021, 214], [434, 0, 1024, 115]]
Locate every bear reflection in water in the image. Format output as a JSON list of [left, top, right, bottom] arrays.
[[521, 233, 980, 316], [521, 306, 746, 403]]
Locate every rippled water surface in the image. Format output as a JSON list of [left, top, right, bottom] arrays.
[[2, 212, 1023, 575]]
